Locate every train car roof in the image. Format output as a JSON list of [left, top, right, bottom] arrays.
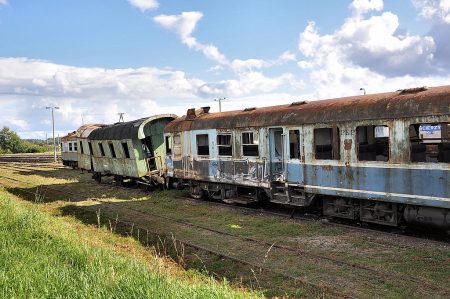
[[89, 114, 177, 140], [164, 85, 450, 132], [62, 124, 104, 141]]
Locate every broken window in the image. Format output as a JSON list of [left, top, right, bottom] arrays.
[[217, 133, 232, 156], [357, 125, 390, 162], [73, 142, 77, 152], [122, 142, 130, 158], [108, 142, 116, 158], [88, 142, 93, 156], [165, 136, 172, 155], [242, 132, 259, 157], [99, 143, 105, 157], [80, 141, 84, 154], [173, 134, 181, 159], [196, 134, 210, 156], [410, 123, 450, 163], [314, 127, 340, 160], [272, 129, 283, 158], [289, 130, 300, 159], [68, 142, 73, 152]]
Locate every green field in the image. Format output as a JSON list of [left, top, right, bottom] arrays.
[[0, 188, 260, 299]]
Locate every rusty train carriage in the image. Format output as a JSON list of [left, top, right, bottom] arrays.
[[164, 86, 450, 228], [88, 114, 177, 187]]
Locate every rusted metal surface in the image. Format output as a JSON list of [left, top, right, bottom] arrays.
[[165, 85, 450, 133]]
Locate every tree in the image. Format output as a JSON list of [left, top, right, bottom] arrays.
[[0, 127, 24, 154]]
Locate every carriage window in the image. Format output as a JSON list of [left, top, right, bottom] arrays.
[[217, 134, 232, 156], [242, 132, 259, 157], [122, 142, 130, 158], [99, 143, 105, 157], [88, 142, 93, 156], [410, 123, 450, 163], [314, 128, 340, 160], [173, 134, 182, 159], [108, 142, 116, 158], [165, 136, 172, 155], [80, 141, 84, 154], [68, 142, 73, 152], [196, 134, 210, 156], [289, 130, 300, 159], [357, 125, 389, 162], [73, 142, 77, 152]]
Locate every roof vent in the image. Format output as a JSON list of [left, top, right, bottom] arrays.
[[290, 100, 308, 106], [243, 107, 256, 112], [398, 86, 428, 95], [186, 106, 210, 120]]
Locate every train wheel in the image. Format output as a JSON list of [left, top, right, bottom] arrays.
[[190, 185, 204, 200]]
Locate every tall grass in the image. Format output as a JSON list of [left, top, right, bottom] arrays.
[[0, 190, 260, 299]]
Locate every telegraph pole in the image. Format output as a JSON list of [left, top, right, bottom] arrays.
[[46, 106, 60, 162], [214, 97, 227, 112], [118, 112, 125, 122]]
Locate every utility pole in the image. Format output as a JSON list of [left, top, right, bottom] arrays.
[[214, 97, 227, 112], [118, 112, 125, 122], [46, 106, 60, 162]]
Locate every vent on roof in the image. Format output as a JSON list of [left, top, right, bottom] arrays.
[[186, 106, 210, 120], [398, 86, 428, 95], [290, 100, 308, 106], [243, 107, 256, 112]]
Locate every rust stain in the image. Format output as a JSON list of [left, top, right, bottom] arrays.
[[344, 139, 352, 150], [165, 85, 450, 133], [321, 165, 332, 171]]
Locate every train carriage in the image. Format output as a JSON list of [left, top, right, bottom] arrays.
[[61, 131, 78, 168], [164, 85, 450, 229], [76, 124, 105, 171], [88, 114, 177, 187]]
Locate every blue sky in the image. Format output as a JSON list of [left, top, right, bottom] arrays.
[[0, 0, 449, 138]]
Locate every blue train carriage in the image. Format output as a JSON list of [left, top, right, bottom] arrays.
[[61, 131, 78, 168], [88, 114, 177, 188], [164, 86, 450, 229], [76, 124, 105, 171]]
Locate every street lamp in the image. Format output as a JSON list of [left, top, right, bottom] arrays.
[[214, 97, 227, 112], [46, 106, 60, 162]]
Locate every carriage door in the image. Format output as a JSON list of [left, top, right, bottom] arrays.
[[142, 137, 157, 171], [269, 128, 285, 181]]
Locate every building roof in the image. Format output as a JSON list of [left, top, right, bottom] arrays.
[[89, 114, 177, 140], [165, 85, 450, 133]]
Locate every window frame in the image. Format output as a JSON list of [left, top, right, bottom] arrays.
[[288, 129, 301, 160], [173, 134, 182, 160], [196, 133, 210, 157], [79, 140, 84, 154], [242, 131, 259, 157], [356, 125, 390, 162], [98, 142, 105, 157], [165, 135, 172, 155], [122, 141, 130, 159], [108, 142, 116, 158], [313, 127, 340, 161], [409, 122, 450, 163], [217, 132, 233, 157]]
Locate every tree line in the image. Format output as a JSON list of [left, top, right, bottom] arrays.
[[0, 127, 53, 154]]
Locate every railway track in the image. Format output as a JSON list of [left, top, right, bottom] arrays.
[[1, 162, 448, 247], [0, 163, 449, 298], [0, 154, 59, 163]]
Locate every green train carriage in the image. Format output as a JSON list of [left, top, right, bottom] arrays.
[[88, 114, 177, 187]]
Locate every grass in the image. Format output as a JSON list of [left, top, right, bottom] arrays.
[[0, 188, 261, 299], [1, 164, 449, 298]]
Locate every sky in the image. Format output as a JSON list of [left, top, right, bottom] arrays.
[[0, 0, 450, 138]]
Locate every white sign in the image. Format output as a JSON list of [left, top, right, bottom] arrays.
[[419, 124, 441, 143], [375, 126, 389, 138]]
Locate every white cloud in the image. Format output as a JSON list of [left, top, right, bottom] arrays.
[[0, 57, 304, 137], [154, 11, 297, 73], [413, 0, 450, 23], [350, 0, 383, 17], [128, 0, 158, 12], [294, 0, 450, 99]]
